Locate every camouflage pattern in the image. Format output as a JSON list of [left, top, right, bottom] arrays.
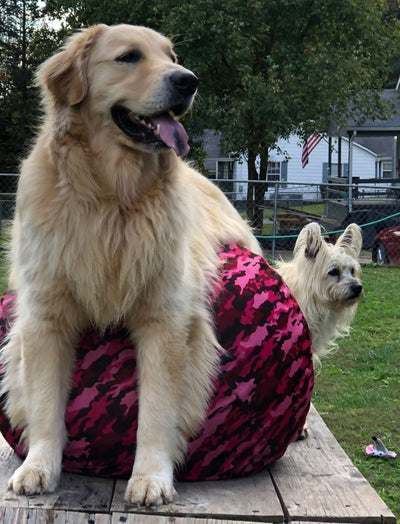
[[0, 244, 313, 480]]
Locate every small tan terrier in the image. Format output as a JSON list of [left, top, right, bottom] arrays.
[[276, 222, 363, 366], [277, 222, 363, 437]]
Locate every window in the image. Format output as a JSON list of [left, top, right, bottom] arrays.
[[330, 164, 339, 177], [381, 161, 392, 178], [216, 160, 235, 180], [323, 162, 348, 182], [267, 161, 281, 182], [329, 163, 348, 177], [216, 160, 235, 198]]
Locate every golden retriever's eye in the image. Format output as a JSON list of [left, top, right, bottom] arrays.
[[170, 53, 177, 63], [116, 50, 142, 64], [328, 268, 340, 278]]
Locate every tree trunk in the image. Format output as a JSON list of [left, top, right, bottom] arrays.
[[247, 149, 268, 235], [21, 0, 27, 111], [246, 149, 258, 225], [253, 151, 268, 234]]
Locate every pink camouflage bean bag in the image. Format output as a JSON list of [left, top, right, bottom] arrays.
[[0, 244, 314, 481]]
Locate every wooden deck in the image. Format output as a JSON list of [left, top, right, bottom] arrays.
[[0, 406, 396, 523]]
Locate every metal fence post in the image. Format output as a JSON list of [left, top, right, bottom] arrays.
[[271, 182, 279, 261], [348, 131, 356, 213]]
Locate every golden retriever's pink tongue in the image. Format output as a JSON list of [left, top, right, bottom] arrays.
[[152, 114, 190, 157]]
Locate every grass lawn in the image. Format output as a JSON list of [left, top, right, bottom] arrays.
[[313, 264, 400, 519], [0, 228, 398, 518]]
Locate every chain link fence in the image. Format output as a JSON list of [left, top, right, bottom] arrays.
[[0, 174, 18, 248], [211, 178, 400, 265], [1, 173, 400, 265], [0, 174, 18, 222]]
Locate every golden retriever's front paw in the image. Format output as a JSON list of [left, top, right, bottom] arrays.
[[125, 474, 177, 506], [8, 463, 58, 495]]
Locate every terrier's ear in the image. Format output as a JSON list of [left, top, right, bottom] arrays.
[[294, 222, 324, 259], [336, 223, 363, 257], [36, 24, 107, 106]]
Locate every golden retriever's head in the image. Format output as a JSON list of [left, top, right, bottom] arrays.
[[37, 24, 198, 156]]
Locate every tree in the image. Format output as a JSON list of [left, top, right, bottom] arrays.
[[43, 0, 400, 231], [0, 1, 66, 171], [158, 0, 400, 230], [4, 1, 400, 233]]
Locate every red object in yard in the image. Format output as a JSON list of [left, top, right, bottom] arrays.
[[372, 225, 400, 266]]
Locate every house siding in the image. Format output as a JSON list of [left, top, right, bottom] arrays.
[[227, 135, 378, 200], [268, 135, 377, 185]]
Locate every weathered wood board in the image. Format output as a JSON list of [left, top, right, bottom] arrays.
[[270, 405, 396, 523], [112, 470, 283, 522], [0, 406, 396, 523], [0, 507, 112, 523], [111, 518, 266, 524], [0, 439, 114, 513]]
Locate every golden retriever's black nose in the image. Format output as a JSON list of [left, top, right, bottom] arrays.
[[170, 71, 198, 96]]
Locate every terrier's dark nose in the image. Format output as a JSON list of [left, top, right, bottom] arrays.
[[350, 283, 363, 298], [169, 71, 198, 96]]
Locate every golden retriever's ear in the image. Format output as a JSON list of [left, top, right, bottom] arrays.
[[37, 25, 107, 106], [336, 223, 363, 257], [294, 222, 324, 260]]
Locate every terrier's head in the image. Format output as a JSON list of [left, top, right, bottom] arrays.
[[277, 222, 363, 361], [293, 222, 363, 310]]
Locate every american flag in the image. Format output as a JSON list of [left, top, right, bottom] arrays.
[[301, 134, 323, 168]]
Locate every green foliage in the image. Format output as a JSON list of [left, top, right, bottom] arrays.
[[45, 0, 156, 28], [42, 1, 400, 232], [0, 1, 66, 172], [2, 0, 400, 184], [314, 265, 400, 519], [158, 0, 400, 148]]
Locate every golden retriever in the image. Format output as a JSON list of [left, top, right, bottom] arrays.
[[1, 24, 261, 506]]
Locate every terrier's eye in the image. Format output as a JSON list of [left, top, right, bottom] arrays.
[[328, 268, 340, 277], [116, 50, 142, 64]]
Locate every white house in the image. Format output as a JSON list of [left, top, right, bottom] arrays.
[[204, 130, 392, 202]]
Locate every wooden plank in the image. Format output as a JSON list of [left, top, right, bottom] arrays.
[[0, 434, 115, 512], [269, 405, 397, 523], [0, 507, 111, 523], [112, 516, 268, 524], [111, 470, 284, 522], [1, 410, 396, 523], [0, 471, 114, 513]]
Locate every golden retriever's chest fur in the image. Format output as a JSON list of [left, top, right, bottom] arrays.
[[61, 206, 164, 322], [12, 125, 258, 332], [14, 172, 186, 329]]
